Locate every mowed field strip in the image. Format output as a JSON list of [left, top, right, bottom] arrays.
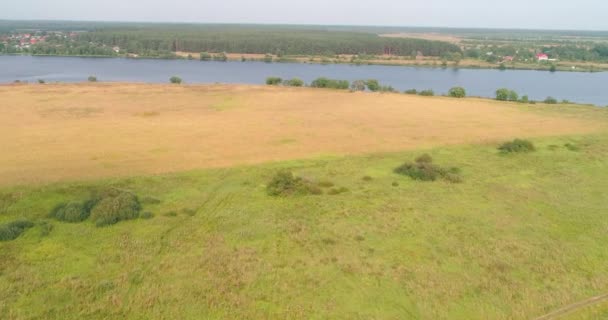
[[1, 83, 605, 185]]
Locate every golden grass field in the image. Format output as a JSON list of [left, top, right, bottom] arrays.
[[1, 83, 605, 186]]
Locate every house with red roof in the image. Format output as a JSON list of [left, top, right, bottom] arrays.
[[536, 53, 549, 61]]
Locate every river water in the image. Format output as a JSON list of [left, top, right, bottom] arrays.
[[1, 55, 607, 105]]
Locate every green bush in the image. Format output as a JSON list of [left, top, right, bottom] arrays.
[[169, 76, 182, 84], [519, 95, 529, 103], [38, 79, 45, 84], [310, 77, 349, 90], [418, 89, 434, 96], [448, 87, 466, 98], [394, 155, 462, 182], [266, 77, 283, 85], [508, 91, 519, 102], [498, 139, 536, 153], [404, 89, 418, 95], [90, 192, 142, 227], [365, 79, 380, 92], [38, 221, 53, 237], [495, 88, 510, 101], [0, 220, 34, 241], [544, 96, 558, 104], [564, 143, 580, 151], [49, 201, 93, 223], [88, 76, 97, 82], [267, 170, 322, 196], [284, 78, 304, 87], [362, 176, 373, 181]]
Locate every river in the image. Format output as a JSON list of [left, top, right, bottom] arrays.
[[1, 55, 607, 106]]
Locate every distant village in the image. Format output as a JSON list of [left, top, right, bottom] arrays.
[[0, 30, 121, 53]]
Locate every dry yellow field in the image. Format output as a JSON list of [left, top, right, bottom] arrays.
[[1, 83, 604, 186]]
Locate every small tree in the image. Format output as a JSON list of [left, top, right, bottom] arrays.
[[351, 80, 366, 91], [544, 96, 558, 104], [507, 90, 519, 102], [170, 76, 182, 84], [266, 77, 282, 85], [496, 88, 510, 101], [519, 95, 529, 103], [365, 79, 380, 92], [448, 87, 466, 98], [88, 76, 97, 82]]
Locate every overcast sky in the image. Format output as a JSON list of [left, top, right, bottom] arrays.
[[2, 0, 607, 30]]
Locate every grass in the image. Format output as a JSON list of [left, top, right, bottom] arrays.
[[0, 83, 605, 186], [1, 133, 608, 319]]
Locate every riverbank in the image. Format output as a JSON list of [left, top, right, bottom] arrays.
[[4, 51, 608, 73]]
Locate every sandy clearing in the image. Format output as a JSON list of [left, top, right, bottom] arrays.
[[0, 83, 604, 186]]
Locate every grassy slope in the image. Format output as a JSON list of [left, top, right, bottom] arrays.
[[1, 132, 608, 319]]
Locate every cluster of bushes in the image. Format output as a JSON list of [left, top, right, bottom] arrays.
[[0, 220, 34, 242], [266, 171, 350, 197], [265, 77, 304, 87], [496, 88, 520, 101], [418, 89, 435, 96], [310, 77, 350, 90], [394, 154, 462, 183], [498, 139, 536, 153], [49, 189, 143, 227], [266, 170, 322, 196]]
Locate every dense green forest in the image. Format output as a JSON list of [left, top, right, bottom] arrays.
[[75, 27, 461, 56], [0, 21, 461, 57]]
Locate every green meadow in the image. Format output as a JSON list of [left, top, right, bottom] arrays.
[[1, 132, 608, 319]]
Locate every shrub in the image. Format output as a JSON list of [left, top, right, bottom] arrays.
[[519, 95, 529, 103], [49, 201, 92, 223], [39, 221, 53, 237], [495, 88, 510, 101], [564, 143, 580, 151], [200, 52, 212, 61], [362, 176, 373, 181], [415, 154, 433, 164], [508, 91, 519, 102], [87, 76, 97, 82], [310, 77, 349, 90], [498, 139, 536, 153], [418, 89, 434, 96], [266, 77, 282, 85], [392, 182, 399, 187], [365, 79, 380, 92], [266, 170, 321, 196], [284, 78, 304, 87], [169, 76, 182, 84], [394, 155, 462, 182], [38, 79, 45, 84], [90, 192, 141, 227], [544, 96, 558, 104], [404, 89, 418, 95], [448, 87, 466, 98], [0, 220, 34, 241], [351, 80, 366, 91], [379, 85, 396, 93]]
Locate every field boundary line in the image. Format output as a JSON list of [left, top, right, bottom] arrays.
[[534, 293, 608, 320]]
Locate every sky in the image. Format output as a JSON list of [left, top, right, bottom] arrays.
[[2, 0, 608, 30]]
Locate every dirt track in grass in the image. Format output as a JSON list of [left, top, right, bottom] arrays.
[[1, 83, 604, 185]]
